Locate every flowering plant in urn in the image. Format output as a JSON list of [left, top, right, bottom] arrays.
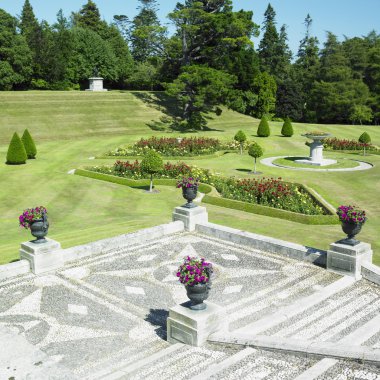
[[19, 206, 47, 229], [336, 205, 366, 224], [177, 256, 213, 286]]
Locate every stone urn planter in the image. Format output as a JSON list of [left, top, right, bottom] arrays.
[[185, 283, 210, 310], [177, 177, 200, 209], [177, 256, 213, 311], [30, 216, 49, 243], [182, 186, 198, 208], [19, 206, 49, 244], [341, 220, 366, 246], [337, 205, 366, 246]]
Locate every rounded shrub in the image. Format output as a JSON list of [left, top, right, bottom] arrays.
[[248, 142, 264, 174], [281, 118, 294, 137], [257, 116, 270, 137], [234, 130, 247, 154], [358, 132, 371, 144], [141, 149, 163, 192], [6, 132, 27, 165], [21, 129, 37, 159]]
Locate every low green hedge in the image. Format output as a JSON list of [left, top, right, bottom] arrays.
[[96, 150, 237, 161], [74, 169, 213, 194], [202, 195, 338, 225], [75, 169, 337, 225]]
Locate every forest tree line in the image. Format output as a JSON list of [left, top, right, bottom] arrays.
[[1, 0, 379, 127]]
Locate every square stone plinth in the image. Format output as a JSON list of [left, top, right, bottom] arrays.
[[20, 239, 63, 275], [167, 302, 226, 347], [172, 206, 208, 232], [327, 241, 372, 280]]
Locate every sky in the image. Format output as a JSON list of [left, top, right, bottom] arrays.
[[1, 0, 379, 56]]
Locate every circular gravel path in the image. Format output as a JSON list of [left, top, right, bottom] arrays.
[[261, 156, 374, 172]]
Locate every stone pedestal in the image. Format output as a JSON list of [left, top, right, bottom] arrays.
[[20, 239, 63, 275], [86, 77, 107, 92], [327, 241, 372, 280], [167, 302, 226, 347], [172, 206, 208, 232]]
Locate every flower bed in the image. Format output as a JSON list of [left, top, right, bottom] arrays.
[[89, 161, 326, 216], [106, 137, 238, 157], [323, 138, 376, 151]]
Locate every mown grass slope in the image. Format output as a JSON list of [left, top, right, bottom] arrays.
[[0, 91, 379, 264]]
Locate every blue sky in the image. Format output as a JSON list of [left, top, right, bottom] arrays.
[[1, 0, 379, 55]]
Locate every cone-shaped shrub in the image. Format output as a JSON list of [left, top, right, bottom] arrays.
[[257, 117, 270, 137], [281, 118, 294, 137], [21, 129, 37, 159], [358, 132, 371, 144], [6, 132, 27, 165]]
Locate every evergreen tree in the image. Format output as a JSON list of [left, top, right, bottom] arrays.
[[257, 116, 270, 137], [248, 142, 263, 174], [251, 72, 277, 118], [258, 3, 279, 75], [294, 14, 320, 121], [141, 149, 163, 192], [311, 32, 371, 123], [234, 130, 247, 155], [75, 0, 103, 34], [281, 118, 294, 137], [21, 129, 37, 159], [6, 132, 27, 165], [0, 9, 32, 89], [130, 0, 167, 62]]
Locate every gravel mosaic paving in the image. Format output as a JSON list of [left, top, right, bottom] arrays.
[[1, 231, 380, 379], [315, 361, 380, 380]]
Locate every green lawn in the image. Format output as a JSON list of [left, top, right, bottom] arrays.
[[0, 91, 379, 265]]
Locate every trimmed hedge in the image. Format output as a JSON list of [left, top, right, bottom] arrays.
[[21, 129, 37, 159], [6, 132, 27, 165], [74, 170, 336, 225], [74, 169, 213, 194], [96, 150, 236, 161], [202, 195, 338, 225]]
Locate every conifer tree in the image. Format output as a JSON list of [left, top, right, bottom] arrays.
[[257, 116, 271, 137], [6, 132, 27, 165], [281, 118, 294, 137], [21, 129, 37, 159]]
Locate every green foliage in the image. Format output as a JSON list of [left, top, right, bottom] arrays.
[[281, 118, 294, 137], [359, 132, 371, 144], [75, 0, 104, 34], [251, 72, 277, 118], [234, 130, 247, 143], [248, 142, 264, 158], [6, 132, 27, 165], [257, 117, 271, 137], [0, 9, 32, 90], [127, 62, 157, 90], [21, 129, 37, 159], [349, 105, 373, 125], [140, 149, 163, 174], [166, 65, 236, 128]]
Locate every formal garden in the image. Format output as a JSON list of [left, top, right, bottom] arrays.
[[0, 91, 379, 265]]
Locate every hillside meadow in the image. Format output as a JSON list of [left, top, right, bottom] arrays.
[[0, 91, 379, 265]]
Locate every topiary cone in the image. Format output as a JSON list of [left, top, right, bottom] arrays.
[[6, 132, 27, 165], [257, 116, 270, 137], [281, 118, 294, 137], [21, 129, 37, 159]]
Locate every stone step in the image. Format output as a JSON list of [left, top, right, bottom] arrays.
[[233, 276, 355, 335], [226, 269, 340, 331], [118, 344, 236, 380], [189, 346, 317, 380], [265, 281, 380, 343]]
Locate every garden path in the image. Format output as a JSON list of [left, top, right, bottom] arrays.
[[0, 232, 379, 379]]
